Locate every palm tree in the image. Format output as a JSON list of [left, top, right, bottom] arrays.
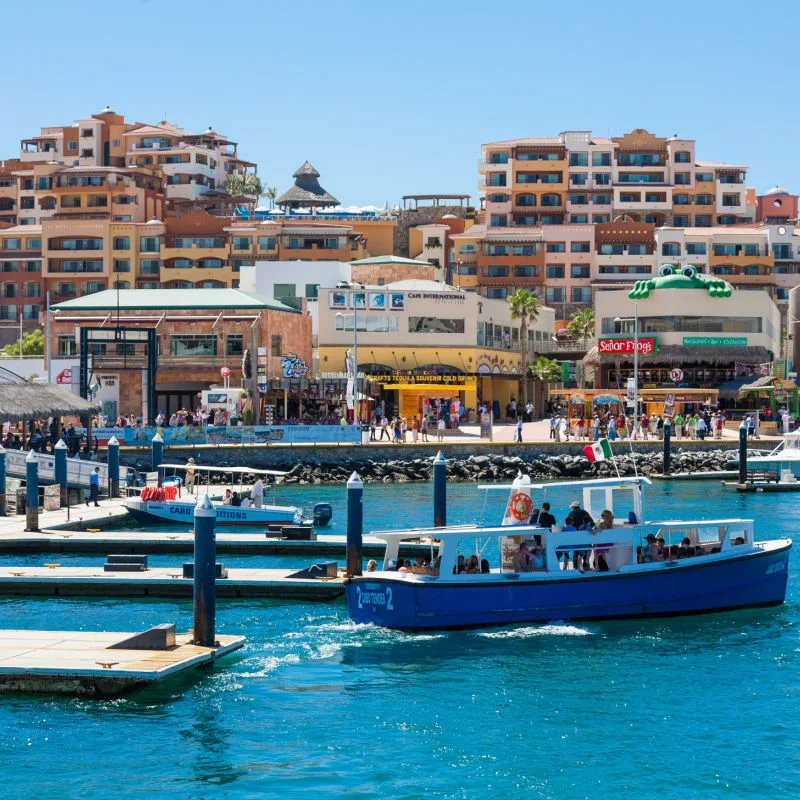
[[507, 288, 542, 405], [529, 356, 563, 384], [567, 308, 595, 341], [265, 185, 278, 209], [224, 174, 247, 199]]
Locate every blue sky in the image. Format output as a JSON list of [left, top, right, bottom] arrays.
[[2, 0, 797, 206]]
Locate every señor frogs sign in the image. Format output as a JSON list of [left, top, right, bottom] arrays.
[[598, 338, 658, 356]]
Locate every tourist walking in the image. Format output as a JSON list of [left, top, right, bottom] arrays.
[[421, 415, 429, 442], [576, 417, 585, 441], [697, 414, 707, 440], [437, 416, 446, 442], [674, 412, 683, 439], [516, 416, 523, 443], [86, 466, 100, 507], [549, 413, 558, 440], [411, 415, 419, 443], [379, 416, 390, 441]]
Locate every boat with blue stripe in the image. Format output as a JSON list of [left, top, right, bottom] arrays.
[[346, 477, 791, 630]]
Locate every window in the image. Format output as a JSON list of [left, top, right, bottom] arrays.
[[695, 215, 713, 227], [233, 236, 252, 250], [170, 334, 217, 357], [140, 237, 160, 253], [599, 245, 623, 255], [674, 194, 690, 205], [571, 242, 590, 253], [620, 193, 640, 203], [113, 258, 130, 273], [674, 172, 691, 185], [570, 215, 588, 223], [487, 266, 509, 277], [569, 194, 588, 205], [541, 194, 561, 207], [49, 237, 104, 251], [717, 215, 737, 225], [26, 238, 41, 249], [274, 283, 297, 299], [546, 265, 565, 279], [598, 265, 652, 275], [592, 214, 610, 223], [546, 287, 564, 303], [67, 141, 77, 152], [140, 259, 160, 275], [570, 173, 588, 185], [489, 215, 507, 227], [488, 152, 509, 164], [85, 281, 106, 294], [514, 266, 538, 277], [674, 151, 691, 163], [687, 243, 706, 255], [540, 215, 562, 225], [2, 239, 20, 250], [488, 194, 509, 203], [113, 236, 130, 250], [777, 288, 790, 301], [571, 265, 590, 278], [408, 317, 465, 334], [61, 196, 81, 208], [305, 283, 319, 299], [594, 173, 611, 185], [270, 334, 282, 356], [23, 283, 40, 298], [139, 281, 159, 289], [1, 262, 18, 272], [487, 174, 507, 187], [516, 216, 537, 226], [546, 243, 565, 253], [673, 216, 689, 227], [257, 236, 277, 250], [115, 196, 134, 205], [112, 139, 121, 148], [81, 128, 94, 137], [593, 194, 610, 205], [227, 334, 244, 356], [335, 314, 400, 332], [26, 260, 41, 272], [592, 152, 611, 167], [569, 152, 588, 166], [773, 244, 791, 260], [485, 287, 507, 299], [571, 287, 591, 303], [458, 245, 476, 254], [81, 149, 94, 159], [662, 243, 680, 256], [113, 281, 130, 289], [694, 194, 713, 206], [722, 194, 741, 207], [695, 172, 713, 183], [516, 194, 537, 207], [58, 335, 78, 356], [20, 197, 34, 209]]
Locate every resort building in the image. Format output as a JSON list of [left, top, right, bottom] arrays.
[[48, 289, 310, 420], [0, 225, 44, 338], [317, 279, 555, 420]]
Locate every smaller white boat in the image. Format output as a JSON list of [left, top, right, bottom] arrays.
[[124, 464, 332, 527], [746, 431, 800, 479]]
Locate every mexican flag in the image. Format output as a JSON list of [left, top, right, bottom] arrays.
[[583, 438, 612, 462]]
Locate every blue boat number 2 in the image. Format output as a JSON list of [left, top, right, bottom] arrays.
[[355, 583, 394, 611]]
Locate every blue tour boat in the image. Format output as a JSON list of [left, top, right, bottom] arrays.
[[345, 476, 791, 630]]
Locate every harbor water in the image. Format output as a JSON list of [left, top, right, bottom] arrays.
[[1, 480, 798, 799]]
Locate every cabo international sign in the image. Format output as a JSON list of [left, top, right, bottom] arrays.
[[598, 337, 658, 356]]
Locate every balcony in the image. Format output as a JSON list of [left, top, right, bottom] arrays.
[[709, 252, 774, 267]]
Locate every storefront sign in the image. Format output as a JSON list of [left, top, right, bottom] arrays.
[[280, 353, 309, 378], [669, 368, 684, 382], [406, 292, 465, 303], [366, 373, 477, 386], [682, 336, 747, 347], [598, 338, 657, 356]]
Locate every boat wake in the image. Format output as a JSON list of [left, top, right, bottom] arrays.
[[476, 623, 594, 639]]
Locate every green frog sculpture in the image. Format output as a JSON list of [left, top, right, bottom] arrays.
[[629, 264, 732, 299]]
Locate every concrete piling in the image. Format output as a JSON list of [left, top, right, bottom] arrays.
[[346, 471, 363, 577], [151, 433, 164, 484], [739, 423, 748, 483], [433, 450, 447, 528], [25, 450, 39, 532], [662, 420, 671, 476], [192, 494, 217, 648], [54, 439, 67, 510], [107, 436, 120, 498]]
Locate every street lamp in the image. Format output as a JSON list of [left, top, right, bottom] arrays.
[[614, 301, 639, 418]]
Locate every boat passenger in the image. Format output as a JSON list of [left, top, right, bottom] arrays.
[[223, 489, 232, 505], [537, 502, 556, 529], [465, 555, 480, 574], [643, 534, 660, 562], [636, 546, 644, 564], [251, 478, 264, 509], [566, 501, 594, 571], [453, 555, 466, 574], [590, 510, 614, 571], [694, 545, 706, 556], [511, 541, 532, 572], [481, 559, 491, 574], [411, 556, 429, 575], [531, 546, 545, 571], [367, 560, 378, 572], [398, 560, 412, 573], [430, 555, 442, 576], [679, 537, 693, 558], [230, 491, 242, 507]]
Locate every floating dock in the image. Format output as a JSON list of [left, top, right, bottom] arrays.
[[0, 626, 244, 696], [0, 529, 433, 558], [722, 481, 800, 493], [653, 470, 738, 481], [0, 564, 346, 600]]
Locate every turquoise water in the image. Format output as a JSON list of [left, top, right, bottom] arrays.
[[1, 481, 799, 799]]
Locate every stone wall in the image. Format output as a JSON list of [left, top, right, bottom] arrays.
[[393, 207, 470, 257]]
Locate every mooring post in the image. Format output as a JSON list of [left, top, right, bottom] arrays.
[[193, 494, 217, 647], [433, 450, 447, 528], [663, 419, 671, 476], [346, 471, 363, 577], [107, 435, 120, 498], [739, 422, 748, 484], [0, 445, 6, 515], [54, 439, 67, 510], [25, 449, 39, 532], [151, 432, 164, 486]]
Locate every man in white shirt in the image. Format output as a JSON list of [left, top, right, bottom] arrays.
[[251, 477, 264, 508]]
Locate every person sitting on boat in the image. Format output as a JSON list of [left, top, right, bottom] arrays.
[[367, 560, 378, 573], [680, 537, 693, 558], [398, 560, 412, 573], [512, 541, 532, 572], [230, 491, 242, 507], [251, 477, 264, 509], [411, 556, 430, 575], [465, 555, 480, 574], [453, 555, 466, 574], [531, 546, 545, 571], [590, 510, 615, 572], [430, 555, 442, 576], [537, 502, 556, 529], [643, 534, 660, 562], [223, 489, 232, 505], [481, 559, 491, 574]]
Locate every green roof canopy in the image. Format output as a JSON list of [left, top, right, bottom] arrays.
[[52, 289, 298, 313], [349, 255, 433, 267]]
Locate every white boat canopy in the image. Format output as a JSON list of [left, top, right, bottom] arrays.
[[158, 463, 289, 477]]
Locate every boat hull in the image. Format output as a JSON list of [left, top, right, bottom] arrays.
[[124, 499, 301, 527], [346, 542, 791, 630]]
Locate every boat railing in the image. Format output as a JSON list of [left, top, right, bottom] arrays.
[[369, 523, 480, 539]]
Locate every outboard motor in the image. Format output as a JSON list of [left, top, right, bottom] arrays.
[[312, 502, 333, 527]]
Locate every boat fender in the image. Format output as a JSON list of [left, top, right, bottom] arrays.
[[508, 493, 533, 522]]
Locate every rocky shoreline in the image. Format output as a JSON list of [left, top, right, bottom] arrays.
[[269, 448, 739, 485]]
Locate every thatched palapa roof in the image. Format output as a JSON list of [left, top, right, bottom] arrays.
[[0, 384, 97, 422], [276, 161, 339, 209], [583, 345, 772, 368]]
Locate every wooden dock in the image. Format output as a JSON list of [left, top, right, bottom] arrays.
[[652, 470, 738, 481], [0, 627, 244, 696], [0, 529, 431, 558], [722, 480, 800, 493], [0, 564, 346, 600]]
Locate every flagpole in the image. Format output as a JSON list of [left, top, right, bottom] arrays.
[[606, 438, 622, 479]]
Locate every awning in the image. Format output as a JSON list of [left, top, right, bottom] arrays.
[[739, 375, 776, 393], [381, 383, 474, 391]]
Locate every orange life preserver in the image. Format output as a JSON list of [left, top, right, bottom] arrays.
[[508, 492, 533, 521]]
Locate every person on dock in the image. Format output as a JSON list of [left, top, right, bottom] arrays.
[[185, 458, 196, 495], [421, 414, 429, 442], [87, 467, 100, 507], [437, 416, 446, 442], [251, 477, 264, 508], [379, 415, 390, 441], [516, 416, 523, 443]]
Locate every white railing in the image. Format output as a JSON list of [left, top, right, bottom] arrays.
[[4, 451, 129, 489]]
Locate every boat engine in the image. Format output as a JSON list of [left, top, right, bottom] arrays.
[[312, 503, 333, 527]]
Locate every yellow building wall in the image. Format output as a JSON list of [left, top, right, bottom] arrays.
[[351, 220, 395, 256]]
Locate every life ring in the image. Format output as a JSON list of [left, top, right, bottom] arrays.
[[508, 492, 533, 521]]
